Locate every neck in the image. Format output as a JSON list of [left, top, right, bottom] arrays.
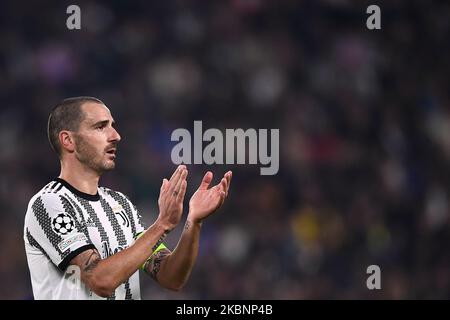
[[59, 158, 100, 195]]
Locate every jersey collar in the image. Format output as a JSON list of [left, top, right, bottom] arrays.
[[54, 178, 100, 201]]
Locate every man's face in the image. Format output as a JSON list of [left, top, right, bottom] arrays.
[[73, 102, 121, 174]]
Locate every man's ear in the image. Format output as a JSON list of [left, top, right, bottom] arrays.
[[59, 131, 76, 153]]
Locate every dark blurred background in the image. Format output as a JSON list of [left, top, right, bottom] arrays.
[[1, 0, 450, 299]]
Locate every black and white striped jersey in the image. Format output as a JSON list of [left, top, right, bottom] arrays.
[[24, 178, 147, 300]]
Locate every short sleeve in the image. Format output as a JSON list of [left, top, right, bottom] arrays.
[[24, 193, 95, 271]]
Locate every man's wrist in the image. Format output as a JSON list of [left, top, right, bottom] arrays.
[[186, 212, 203, 226], [153, 217, 173, 234], [149, 219, 170, 253]]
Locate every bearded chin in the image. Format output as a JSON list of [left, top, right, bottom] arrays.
[[103, 160, 115, 171], [75, 149, 114, 174], [93, 157, 115, 174]]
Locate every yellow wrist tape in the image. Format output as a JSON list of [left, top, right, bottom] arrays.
[[136, 231, 168, 271]]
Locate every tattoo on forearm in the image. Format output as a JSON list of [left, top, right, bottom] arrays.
[[145, 249, 170, 280], [152, 230, 169, 253], [84, 250, 100, 273], [184, 220, 191, 231], [151, 254, 163, 280]]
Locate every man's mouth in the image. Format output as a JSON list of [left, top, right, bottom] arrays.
[[106, 148, 117, 157]]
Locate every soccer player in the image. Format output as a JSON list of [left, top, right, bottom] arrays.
[[23, 97, 232, 300]]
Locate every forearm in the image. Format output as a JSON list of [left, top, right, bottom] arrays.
[[80, 220, 168, 294], [156, 217, 202, 290]]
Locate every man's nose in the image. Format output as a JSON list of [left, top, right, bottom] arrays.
[[110, 127, 121, 142]]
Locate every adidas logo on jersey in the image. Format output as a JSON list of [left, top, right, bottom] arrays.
[[85, 217, 96, 228]]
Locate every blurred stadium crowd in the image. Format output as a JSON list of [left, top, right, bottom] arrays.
[[1, 0, 450, 299]]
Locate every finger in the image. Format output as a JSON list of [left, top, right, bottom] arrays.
[[160, 178, 169, 192], [169, 166, 184, 193], [169, 165, 185, 183], [211, 178, 225, 195], [225, 171, 232, 195], [219, 178, 227, 193], [219, 189, 226, 206], [174, 168, 187, 195], [168, 166, 179, 182], [177, 180, 187, 202], [198, 171, 213, 190], [213, 181, 226, 197]]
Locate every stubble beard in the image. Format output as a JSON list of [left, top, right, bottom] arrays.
[[74, 135, 115, 175]]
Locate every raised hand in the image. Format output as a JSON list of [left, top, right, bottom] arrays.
[[188, 171, 232, 223], [156, 165, 188, 231]]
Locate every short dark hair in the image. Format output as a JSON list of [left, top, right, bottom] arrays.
[[47, 96, 104, 157]]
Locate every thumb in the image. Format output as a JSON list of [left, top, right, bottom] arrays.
[[198, 171, 213, 190]]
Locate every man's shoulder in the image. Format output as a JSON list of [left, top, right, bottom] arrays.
[[27, 180, 63, 206], [24, 180, 66, 224]]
